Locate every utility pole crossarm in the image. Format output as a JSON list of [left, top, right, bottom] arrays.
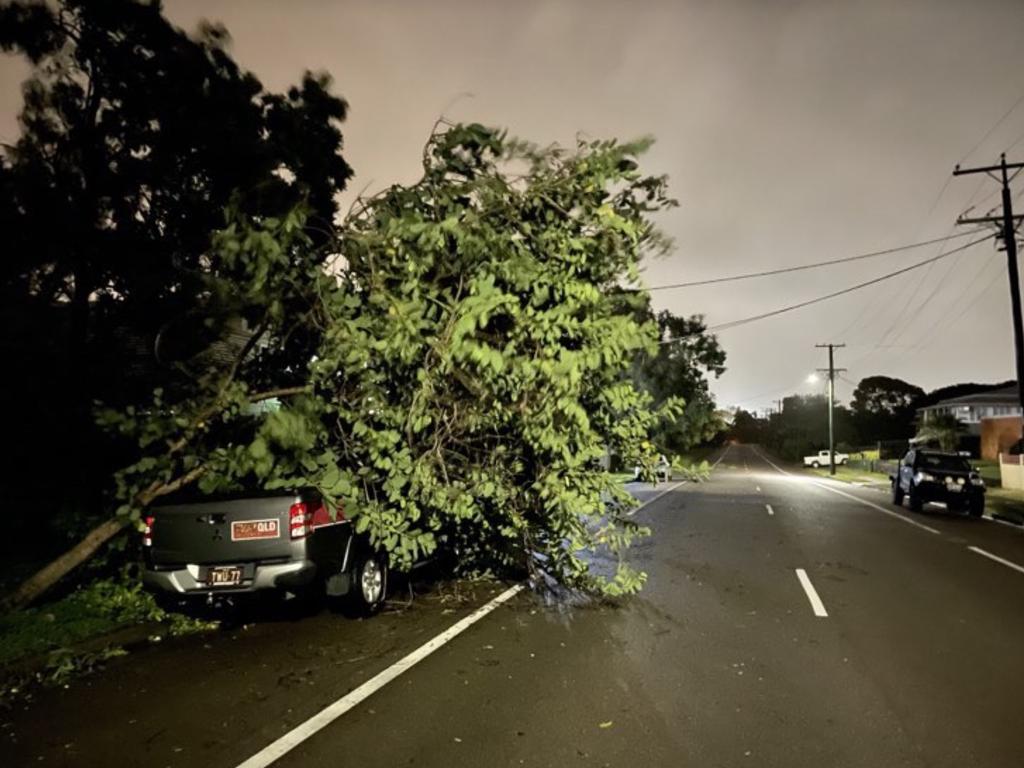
[[954, 160, 1024, 176], [956, 215, 1023, 225]]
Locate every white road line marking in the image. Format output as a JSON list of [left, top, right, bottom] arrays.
[[752, 446, 941, 535], [968, 546, 1024, 575], [811, 483, 941, 535], [756, 485, 762, 492], [234, 584, 524, 768], [983, 514, 1024, 530], [628, 481, 684, 516], [711, 444, 731, 468], [795, 569, 828, 617], [754, 449, 790, 475], [766, 504, 774, 516]]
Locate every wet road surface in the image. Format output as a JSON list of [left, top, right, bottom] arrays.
[[5, 443, 1024, 767]]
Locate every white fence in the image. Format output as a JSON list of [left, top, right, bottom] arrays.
[[999, 453, 1024, 490]]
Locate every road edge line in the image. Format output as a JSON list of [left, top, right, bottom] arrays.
[[234, 583, 525, 768], [628, 481, 684, 517], [711, 444, 731, 469], [968, 545, 1024, 575], [752, 447, 941, 535]]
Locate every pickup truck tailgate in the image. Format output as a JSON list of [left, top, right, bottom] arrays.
[[149, 497, 298, 565]]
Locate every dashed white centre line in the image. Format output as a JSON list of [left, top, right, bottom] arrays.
[[795, 568, 829, 617], [968, 546, 1024, 575], [766, 503, 774, 516]]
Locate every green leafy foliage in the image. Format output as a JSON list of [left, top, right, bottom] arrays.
[[632, 308, 726, 453], [0, 577, 213, 671], [305, 124, 682, 594], [93, 124, 689, 597]]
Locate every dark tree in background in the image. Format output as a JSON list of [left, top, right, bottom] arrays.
[[850, 375, 925, 442], [728, 408, 762, 444], [0, 0, 352, 562], [632, 309, 726, 453], [757, 394, 855, 461]]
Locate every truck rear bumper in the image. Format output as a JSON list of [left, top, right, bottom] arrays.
[[143, 559, 318, 595]]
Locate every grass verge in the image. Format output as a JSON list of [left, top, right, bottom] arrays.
[[0, 577, 216, 706]]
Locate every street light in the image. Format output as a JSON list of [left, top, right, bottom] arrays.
[[806, 373, 820, 384]]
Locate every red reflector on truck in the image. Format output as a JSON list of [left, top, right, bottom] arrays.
[[143, 516, 155, 547], [289, 502, 313, 539]]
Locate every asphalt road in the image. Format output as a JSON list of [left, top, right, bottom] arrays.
[[5, 443, 1024, 767]]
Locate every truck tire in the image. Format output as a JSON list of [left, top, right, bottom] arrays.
[[811, 461, 820, 468], [908, 487, 923, 513], [892, 482, 904, 506], [347, 550, 388, 616], [968, 498, 984, 517]]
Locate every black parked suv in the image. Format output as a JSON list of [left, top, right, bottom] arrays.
[[890, 449, 985, 516]]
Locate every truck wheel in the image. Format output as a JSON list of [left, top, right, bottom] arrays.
[[892, 482, 904, 506], [968, 498, 984, 518], [908, 488, 923, 513], [348, 550, 388, 616], [811, 461, 820, 468]]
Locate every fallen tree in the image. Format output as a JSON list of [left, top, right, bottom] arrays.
[[6, 122, 688, 608]]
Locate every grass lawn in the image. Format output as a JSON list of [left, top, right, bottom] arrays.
[[810, 465, 890, 485], [972, 459, 1002, 487], [0, 578, 215, 681]]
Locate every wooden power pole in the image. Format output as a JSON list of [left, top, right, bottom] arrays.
[[816, 343, 846, 475], [954, 154, 1024, 443]]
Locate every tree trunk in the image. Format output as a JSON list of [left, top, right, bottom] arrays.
[[3, 466, 206, 612], [2, 516, 128, 611]]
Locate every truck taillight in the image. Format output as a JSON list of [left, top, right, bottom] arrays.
[[289, 502, 313, 539], [143, 516, 155, 547]]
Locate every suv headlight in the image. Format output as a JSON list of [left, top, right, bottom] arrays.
[[914, 471, 936, 484], [970, 474, 985, 487]]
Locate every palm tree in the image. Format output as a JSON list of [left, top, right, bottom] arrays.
[[915, 413, 964, 452]]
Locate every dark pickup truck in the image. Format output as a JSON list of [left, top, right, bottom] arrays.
[[890, 449, 985, 516], [142, 490, 387, 612]]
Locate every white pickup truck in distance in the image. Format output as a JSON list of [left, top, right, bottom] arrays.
[[803, 449, 849, 468]]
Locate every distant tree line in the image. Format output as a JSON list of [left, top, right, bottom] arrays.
[[727, 375, 1015, 461]]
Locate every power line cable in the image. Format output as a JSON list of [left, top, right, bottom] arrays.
[[870, 176, 988, 351], [881, 240, 975, 350], [680, 234, 993, 337], [960, 90, 1024, 165], [635, 230, 984, 292], [899, 255, 1004, 365], [1009, 126, 1024, 153]]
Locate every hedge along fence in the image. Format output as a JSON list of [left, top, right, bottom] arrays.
[[847, 458, 898, 478]]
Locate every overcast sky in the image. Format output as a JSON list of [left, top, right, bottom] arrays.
[[3, 0, 1024, 412]]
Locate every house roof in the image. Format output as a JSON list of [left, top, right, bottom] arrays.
[[920, 385, 1020, 410]]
